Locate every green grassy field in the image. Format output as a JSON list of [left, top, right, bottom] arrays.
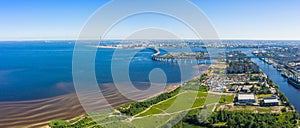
[[137, 106, 164, 117], [132, 114, 172, 128], [257, 94, 273, 99], [257, 107, 273, 113], [135, 91, 224, 117], [219, 95, 235, 103], [136, 92, 234, 118]]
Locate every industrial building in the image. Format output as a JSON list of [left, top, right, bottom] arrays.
[[262, 97, 280, 106], [237, 94, 255, 105]]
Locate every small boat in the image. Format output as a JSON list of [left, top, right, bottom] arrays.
[[277, 68, 282, 71], [281, 73, 288, 78]]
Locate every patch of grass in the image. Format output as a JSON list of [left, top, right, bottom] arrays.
[[49, 120, 71, 127], [257, 94, 273, 98], [101, 122, 133, 128], [132, 114, 172, 128], [230, 106, 255, 113], [257, 107, 272, 113], [183, 122, 206, 128], [137, 107, 163, 117], [153, 96, 177, 111], [138, 91, 209, 117], [219, 95, 234, 103], [192, 92, 208, 108], [205, 94, 222, 105], [192, 98, 206, 108], [163, 91, 198, 113], [197, 92, 208, 97], [137, 95, 178, 117], [213, 122, 227, 127]]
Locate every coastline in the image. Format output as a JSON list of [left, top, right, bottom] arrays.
[[138, 66, 210, 103], [50, 66, 209, 127], [45, 71, 207, 128], [52, 83, 185, 127], [4, 79, 199, 128]]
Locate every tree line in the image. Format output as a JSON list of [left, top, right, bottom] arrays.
[[175, 110, 299, 128]]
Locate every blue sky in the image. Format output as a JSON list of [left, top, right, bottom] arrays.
[[0, 0, 300, 40]]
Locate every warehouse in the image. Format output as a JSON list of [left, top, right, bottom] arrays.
[[237, 94, 255, 104], [262, 97, 280, 106]]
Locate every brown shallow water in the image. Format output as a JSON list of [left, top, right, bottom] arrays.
[[0, 82, 170, 128], [0, 93, 84, 128]]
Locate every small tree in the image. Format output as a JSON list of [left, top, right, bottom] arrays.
[[281, 108, 287, 113], [49, 120, 70, 128]]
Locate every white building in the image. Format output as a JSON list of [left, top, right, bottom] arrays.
[[262, 97, 280, 106], [238, 94, 255, 104]]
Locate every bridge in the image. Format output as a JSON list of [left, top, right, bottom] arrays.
[[148, 47, 294, 64]]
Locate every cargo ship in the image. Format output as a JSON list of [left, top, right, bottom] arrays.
[[288, 76, 300, 89]]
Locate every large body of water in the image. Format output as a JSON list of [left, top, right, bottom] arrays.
[[0, 41, 203, 101]]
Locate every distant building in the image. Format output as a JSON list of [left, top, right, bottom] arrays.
[[229, 85, 238, 92], [227, 63, 259, 74], [240, 85, 252, 93], [237, 94, 255, 104], [262, 97, 279, 106]]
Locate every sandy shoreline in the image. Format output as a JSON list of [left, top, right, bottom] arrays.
[[0, 83, 184, 128], [62, 73, 207, 127]]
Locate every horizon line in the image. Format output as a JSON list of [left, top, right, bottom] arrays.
[[1, 39, 300, 42]]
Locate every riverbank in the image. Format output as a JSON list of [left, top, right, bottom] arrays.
[[251, 57, 300, 113]]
